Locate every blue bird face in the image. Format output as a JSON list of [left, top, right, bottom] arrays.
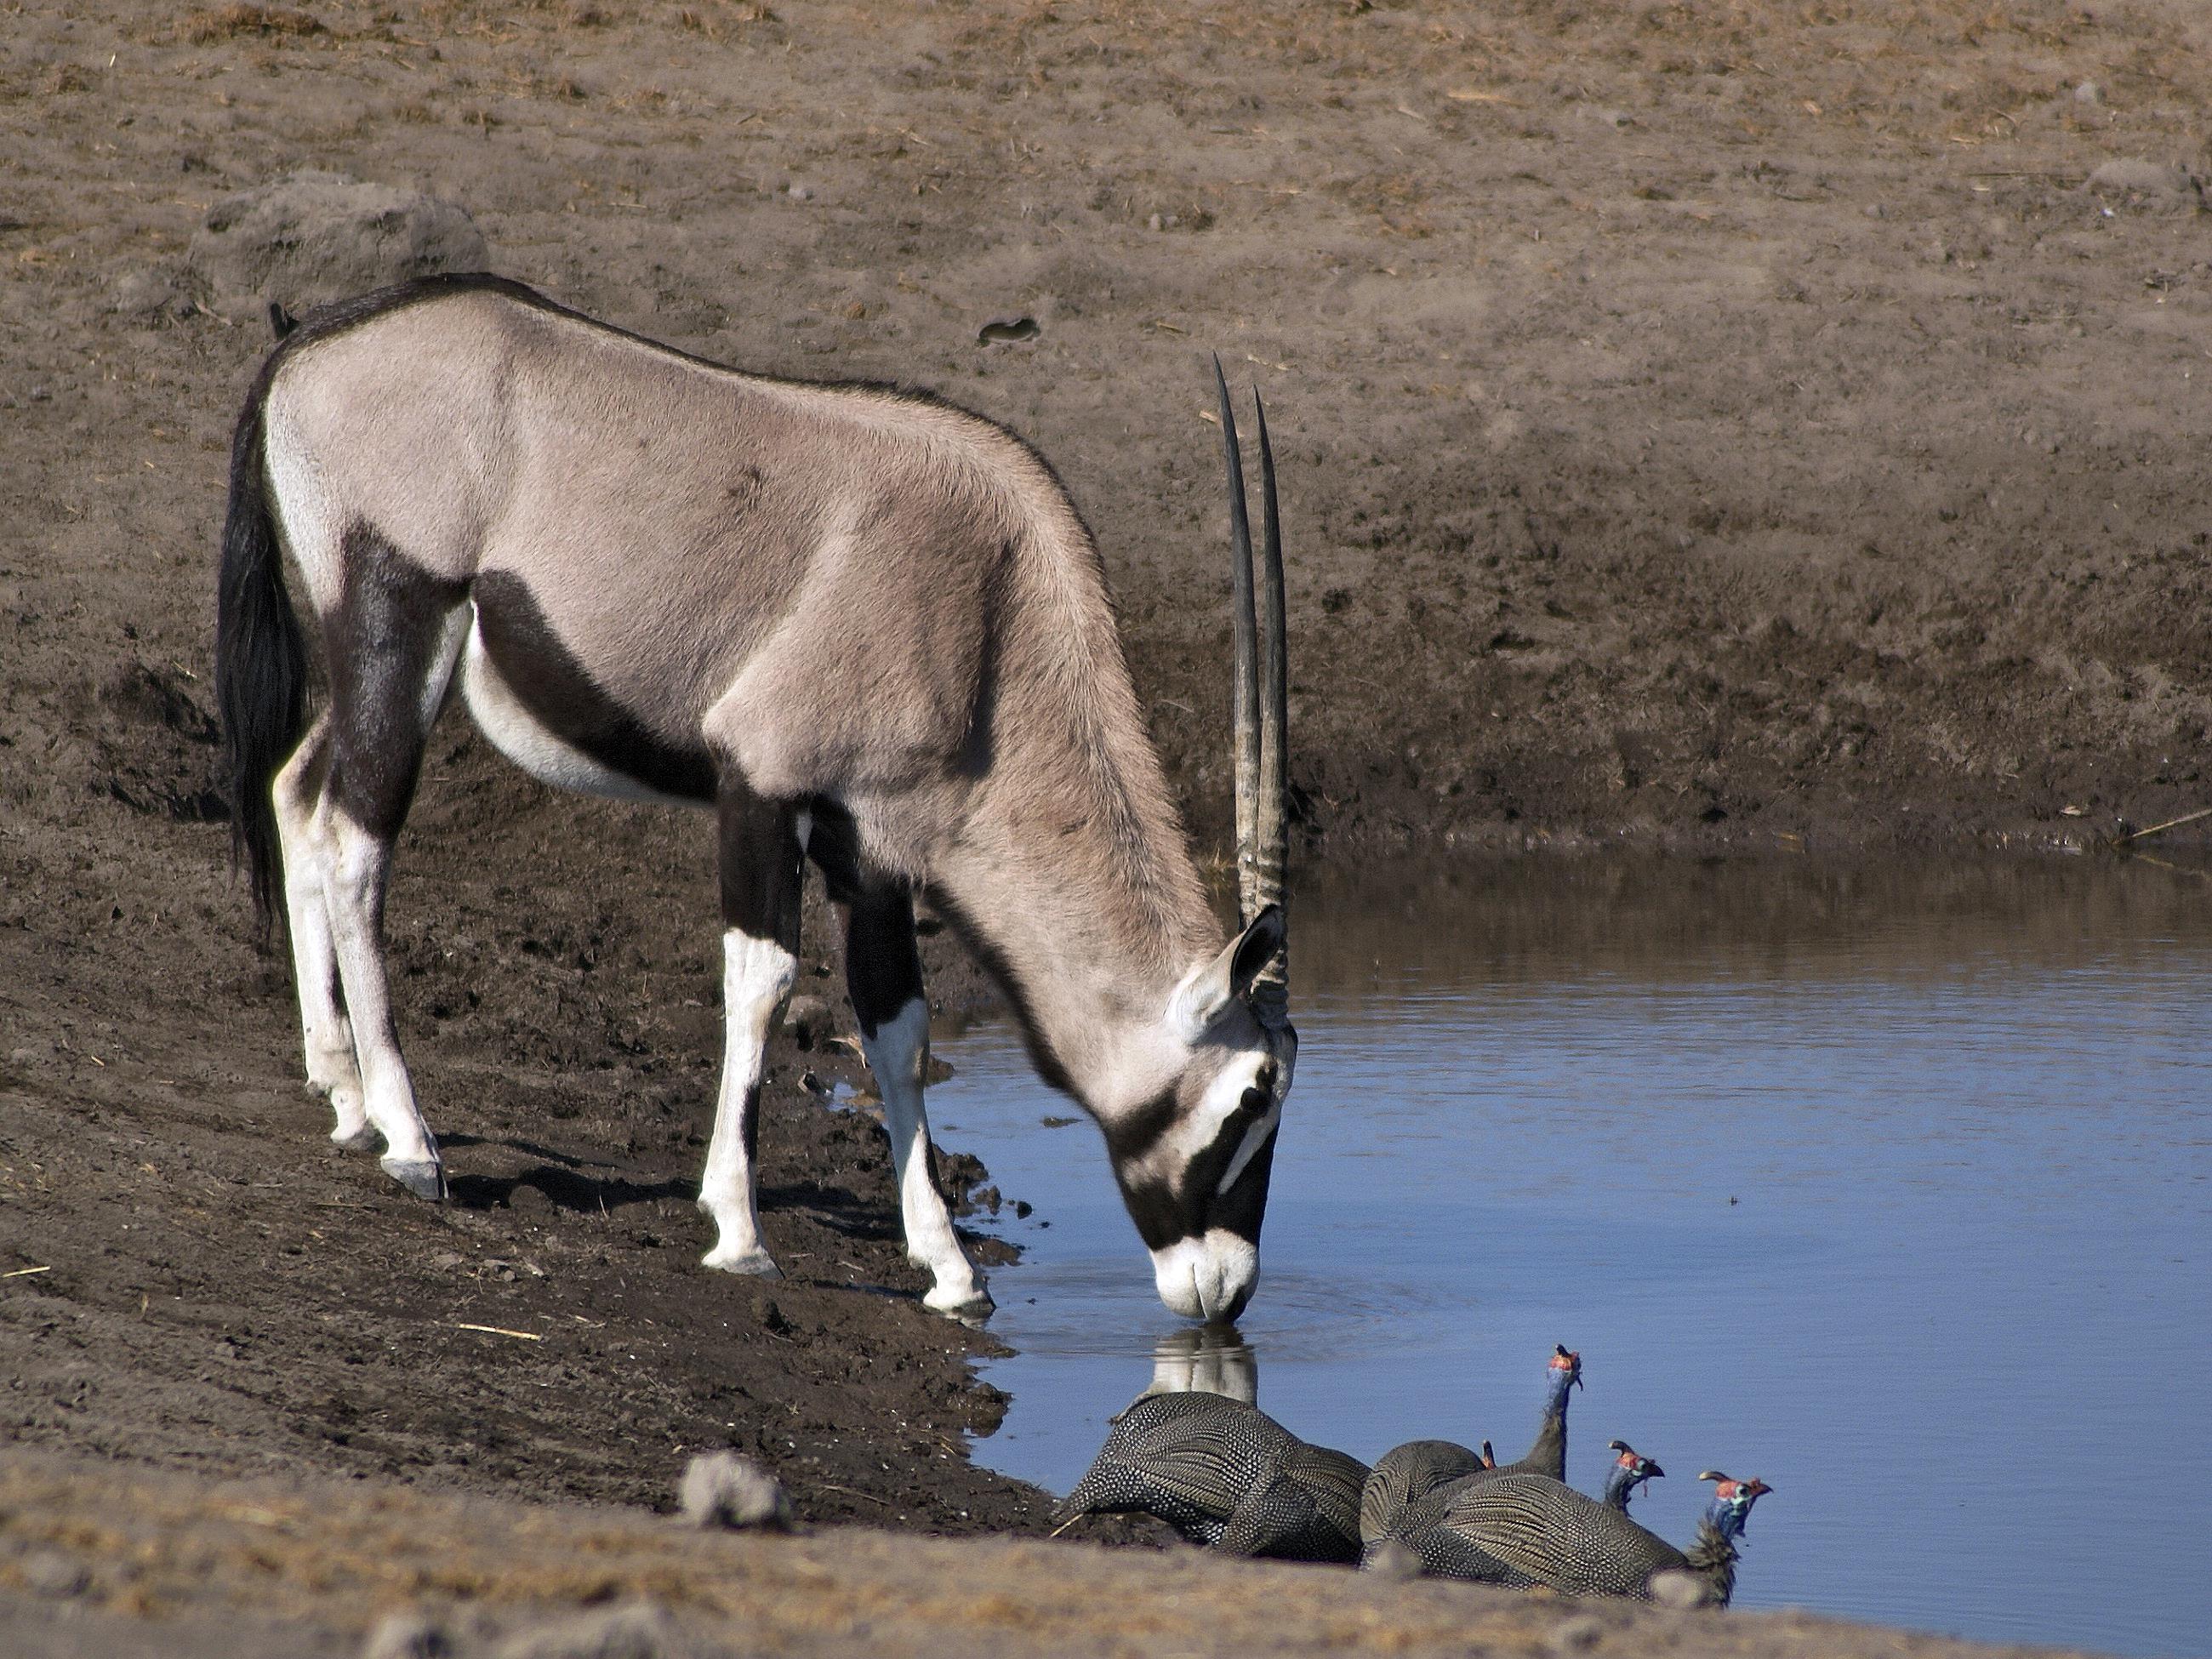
[[1702, 1475, 1771, 1540], [1543, 1345, 1583, 1409]]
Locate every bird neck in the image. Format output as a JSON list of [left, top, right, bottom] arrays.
[[1520, 1403, 1567, 1479], [1601, 1468, 1636, 1511], [1684, 1519, 1740, 1607]]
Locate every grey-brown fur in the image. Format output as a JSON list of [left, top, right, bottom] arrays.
[[216, 275, 1295, 1321]]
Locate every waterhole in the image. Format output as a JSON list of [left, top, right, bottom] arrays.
[[932, 857, 2212, 1657]]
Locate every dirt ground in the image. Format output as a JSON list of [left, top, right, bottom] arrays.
[[5, 0, 2210, 1652], [0, 1447, 2107, 1659]]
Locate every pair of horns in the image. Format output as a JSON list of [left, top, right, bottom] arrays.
[[1213, 356, 1289, 1029]]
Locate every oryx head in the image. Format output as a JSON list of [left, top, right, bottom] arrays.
[[1108, 362, 1297, 1325]]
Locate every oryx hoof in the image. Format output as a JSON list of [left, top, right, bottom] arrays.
[[702, 1245, 783, 1279], [379, 1154, 448, 1202], [329, 1122, 380, 1154], [924, 1280, 995, 1323]]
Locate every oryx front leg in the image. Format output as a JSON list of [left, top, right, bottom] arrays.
[[847, 886, 992, 1321], [698, 790, 801, 1278]]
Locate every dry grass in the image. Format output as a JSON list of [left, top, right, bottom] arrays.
[[182, 4, 327, 44]]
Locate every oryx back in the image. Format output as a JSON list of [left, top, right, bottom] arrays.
[[258, 276, 1063, 862]]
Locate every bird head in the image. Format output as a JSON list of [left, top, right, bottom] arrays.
[[1603, 1439, 1664, 1506], [1698, 1470, 1772, 1540], [1544, 1344, 1583, 1410]]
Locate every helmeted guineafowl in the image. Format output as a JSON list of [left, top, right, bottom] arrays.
[[1601, 1439, 1663, 1513], [1054, 1391, 1370, 1563], [1359, 1439, 1487, 1547], [1362, 1344, 1581, 1548], [1402, 1465, 1771, 1605]]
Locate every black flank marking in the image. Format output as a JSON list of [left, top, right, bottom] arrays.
[[471, 571, 720, 803]]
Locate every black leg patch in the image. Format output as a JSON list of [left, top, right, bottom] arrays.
[[843, 882, 925, 1042], [326, 523, 465, 839], [716, 786, 803, 949]]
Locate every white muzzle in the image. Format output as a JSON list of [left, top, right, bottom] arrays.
[[1149, 1230, 1260, 1323]]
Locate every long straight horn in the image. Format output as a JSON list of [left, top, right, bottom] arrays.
[[1248, 389, 1289, 1025], [1213, 356, 1263, 929]]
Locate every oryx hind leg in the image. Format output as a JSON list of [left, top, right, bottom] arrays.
[[271, 708, 373, 1151], [313, 527, 469, 1200], [844, 881, 992, 1322], [698, 785, 802, 1277]]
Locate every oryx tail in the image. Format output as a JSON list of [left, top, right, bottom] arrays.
[[215, 358, 307, 936]]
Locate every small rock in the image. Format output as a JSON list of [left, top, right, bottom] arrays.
[[2085, 159, 2203, 208], [781, 994, 830, 1047], [1587, 108, 1633, 129], [1547, 1613, 1607, 1652], [2074, 81, 2105, 105], [106, 265, 186, 322], [1861, 202, 1885, 219], [362, 1611, 452, 1659], [678, 1450, 794, 1531], [188, 168, 488, 320], [493, 1604, 673, 1659], [20, 1550, 89, 1599], [783, 181, 815, 202], [1648, 1568, 1714, 1609], [1362, 1538, 1422, 1582]]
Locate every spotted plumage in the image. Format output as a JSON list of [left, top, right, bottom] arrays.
[[1057, 1392, 1369, 1563], [1362, 1344, 1581, 1551], [1391, 1467, 1770, 1605]]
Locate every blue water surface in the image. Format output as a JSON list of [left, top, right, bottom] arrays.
[[931, 858, 2212, 1658]]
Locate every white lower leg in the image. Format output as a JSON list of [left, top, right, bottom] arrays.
[[864, 998, 989, 1317], [698, 929, 796, 1274], [273, 724, 370, 1148], [323, 816, 442, 1194]]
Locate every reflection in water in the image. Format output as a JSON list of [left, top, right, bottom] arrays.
[[1142, 1325, 1258, 1406], [937, 855, 2212, 1659]]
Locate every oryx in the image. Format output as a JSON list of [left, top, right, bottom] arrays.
[[215, 274, 1295, 1323]]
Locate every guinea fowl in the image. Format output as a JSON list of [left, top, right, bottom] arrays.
[[1409, 1466, 1772, 1605], [1602, 1440, 1664, 1513], [1359, 1439, 1487, 1547], [1361, 1345, 1582, 1551], [1055, 1391, 1369, 1563]]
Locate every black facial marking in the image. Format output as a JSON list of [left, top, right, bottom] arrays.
[[1116, 1175, 1185, 1253], [1101, 1089, 1177, 1169], [472, 570, 720, 803], [327, 522, 465, 839]]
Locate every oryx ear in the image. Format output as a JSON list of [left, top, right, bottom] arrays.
[[1172, 905, 1285, 1040]]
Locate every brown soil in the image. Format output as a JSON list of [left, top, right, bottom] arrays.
[[4, 0, 2209, 1651], [0, 1446, 2100, 1659]]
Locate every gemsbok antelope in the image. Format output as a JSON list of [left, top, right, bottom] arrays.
[[215, 274, 1297, 1323]]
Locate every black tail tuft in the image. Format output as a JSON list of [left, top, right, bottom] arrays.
[[214, 383, 307, 941]]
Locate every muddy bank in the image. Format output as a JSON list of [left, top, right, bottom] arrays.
[[0, 1446, 2103, 1659], [2, 1, 2209, 1648]]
